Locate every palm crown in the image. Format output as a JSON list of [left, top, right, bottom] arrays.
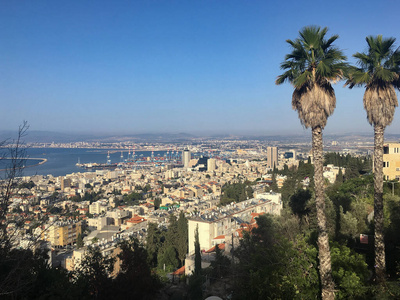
[[346, 35, 400, 89], [276, 26, 347, 129], [345, 35, 400, 127]]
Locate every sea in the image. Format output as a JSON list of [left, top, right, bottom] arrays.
[[0, 148, 170, 178]]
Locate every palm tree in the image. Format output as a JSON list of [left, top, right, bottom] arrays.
[[276, 26, 347, 300], [345, 35, 400, 283]]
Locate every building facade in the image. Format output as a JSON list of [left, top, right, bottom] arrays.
[[182, 149, 191, 169], [42, 221, 82, 247], [267, 146, 278, 169], [187, 192, 282, 254], [383, 143, 400, 180], [207, 158, 216, 172]]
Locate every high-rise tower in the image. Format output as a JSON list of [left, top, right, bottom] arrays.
[[182, 149, 191, 169], [267, 147, 278, 169], [207, 158, 216, 172]]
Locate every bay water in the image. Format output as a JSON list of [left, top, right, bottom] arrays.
[[1, 148, 170, 177]]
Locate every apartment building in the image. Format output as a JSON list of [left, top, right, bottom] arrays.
[[42, 220, 82, 247], [187, 192, 282, 254], [383, 142, 400, 180]]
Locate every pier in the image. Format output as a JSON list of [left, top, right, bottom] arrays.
[[0, 157, 47, 171]]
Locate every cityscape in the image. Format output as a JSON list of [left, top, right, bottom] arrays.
[[2, 1, 400, 299], [3, 133, 400, 298]]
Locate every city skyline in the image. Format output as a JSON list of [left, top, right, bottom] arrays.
[[1, 0, 400, 135]]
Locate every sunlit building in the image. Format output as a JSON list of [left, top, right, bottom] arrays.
[[267, 146, 278, 169], [41, 220, 82, 247], [182, 149, 191, 169], [383, 143, 400, 180]]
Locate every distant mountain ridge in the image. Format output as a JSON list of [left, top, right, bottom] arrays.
[[0, 130, 197, 143], [1, 129, 398, 144]]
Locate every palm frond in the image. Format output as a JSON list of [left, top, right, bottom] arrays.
[[277, 25, 346, 128], [346, 35, 399, 126]]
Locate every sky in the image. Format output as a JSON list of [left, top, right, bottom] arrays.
[[1, 0, 400, 136]]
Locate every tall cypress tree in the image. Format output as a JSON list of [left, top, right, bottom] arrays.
[[194, 225, 201, 276], [177, 211, 188, 266]]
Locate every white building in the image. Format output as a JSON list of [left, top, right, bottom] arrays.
[[187, 192, 282, 255], [207, 158, 216, 172], [182, 149, 191, 169]]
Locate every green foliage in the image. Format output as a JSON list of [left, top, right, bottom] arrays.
[[289, 189, 312, 218], [82, 190, 103, 204], [76, 233, 84, 248], [270, 173, 279, 192], [345, 35, 400, 90], [70, 194, 82, 202], [327, 175, 374, 212], [220, 182, 253, 205], [278, 161, 315, 207], [121, 191, 143, 206], [111, 188, 121, 195], [49, 206, 61, 214], [1, 249, 84, 300], [188, 274, 203, 300], [146, 213, 188, 273], [49, 191, 60, 202], [280, 172, 298, 206], [135, 184, 151, 193], [154, 197, 161, 209], [339, 207, 361, 239], [276, 26, 347, 89], [367, 281, 400, 299], [194, 225, 201, 276], [233, 214, 372, 299], [209, 243, 231, 280], [324, 152, 372, 177], [331, 243, 369, 299], [158, 245, 179, 272], [0, 248, 45, 298], [18, 181, 35, 189], [384, 180, 400, 197], [73, 246, 115, 299], [384, 195, 400, 277], [176, 211, 188, 265], [146, 222, 164, 267], [336, 168, 344, 184], [233, 215, 319, 299], [114, 238, 162, 299], [187, 225, 204, 300]]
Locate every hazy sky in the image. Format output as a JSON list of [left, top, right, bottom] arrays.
[[1, 0, 400, 136]]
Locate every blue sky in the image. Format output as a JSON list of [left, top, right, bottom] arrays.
[[1, 0, 400, 136]]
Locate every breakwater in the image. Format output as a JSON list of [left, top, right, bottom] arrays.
[[0, 157, 47, 171]]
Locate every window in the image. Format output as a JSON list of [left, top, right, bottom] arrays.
[[384, 146, 389, 154]]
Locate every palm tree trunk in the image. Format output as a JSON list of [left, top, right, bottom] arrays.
[[374, 124, 386, 283], [312, 126, 335, 300]]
